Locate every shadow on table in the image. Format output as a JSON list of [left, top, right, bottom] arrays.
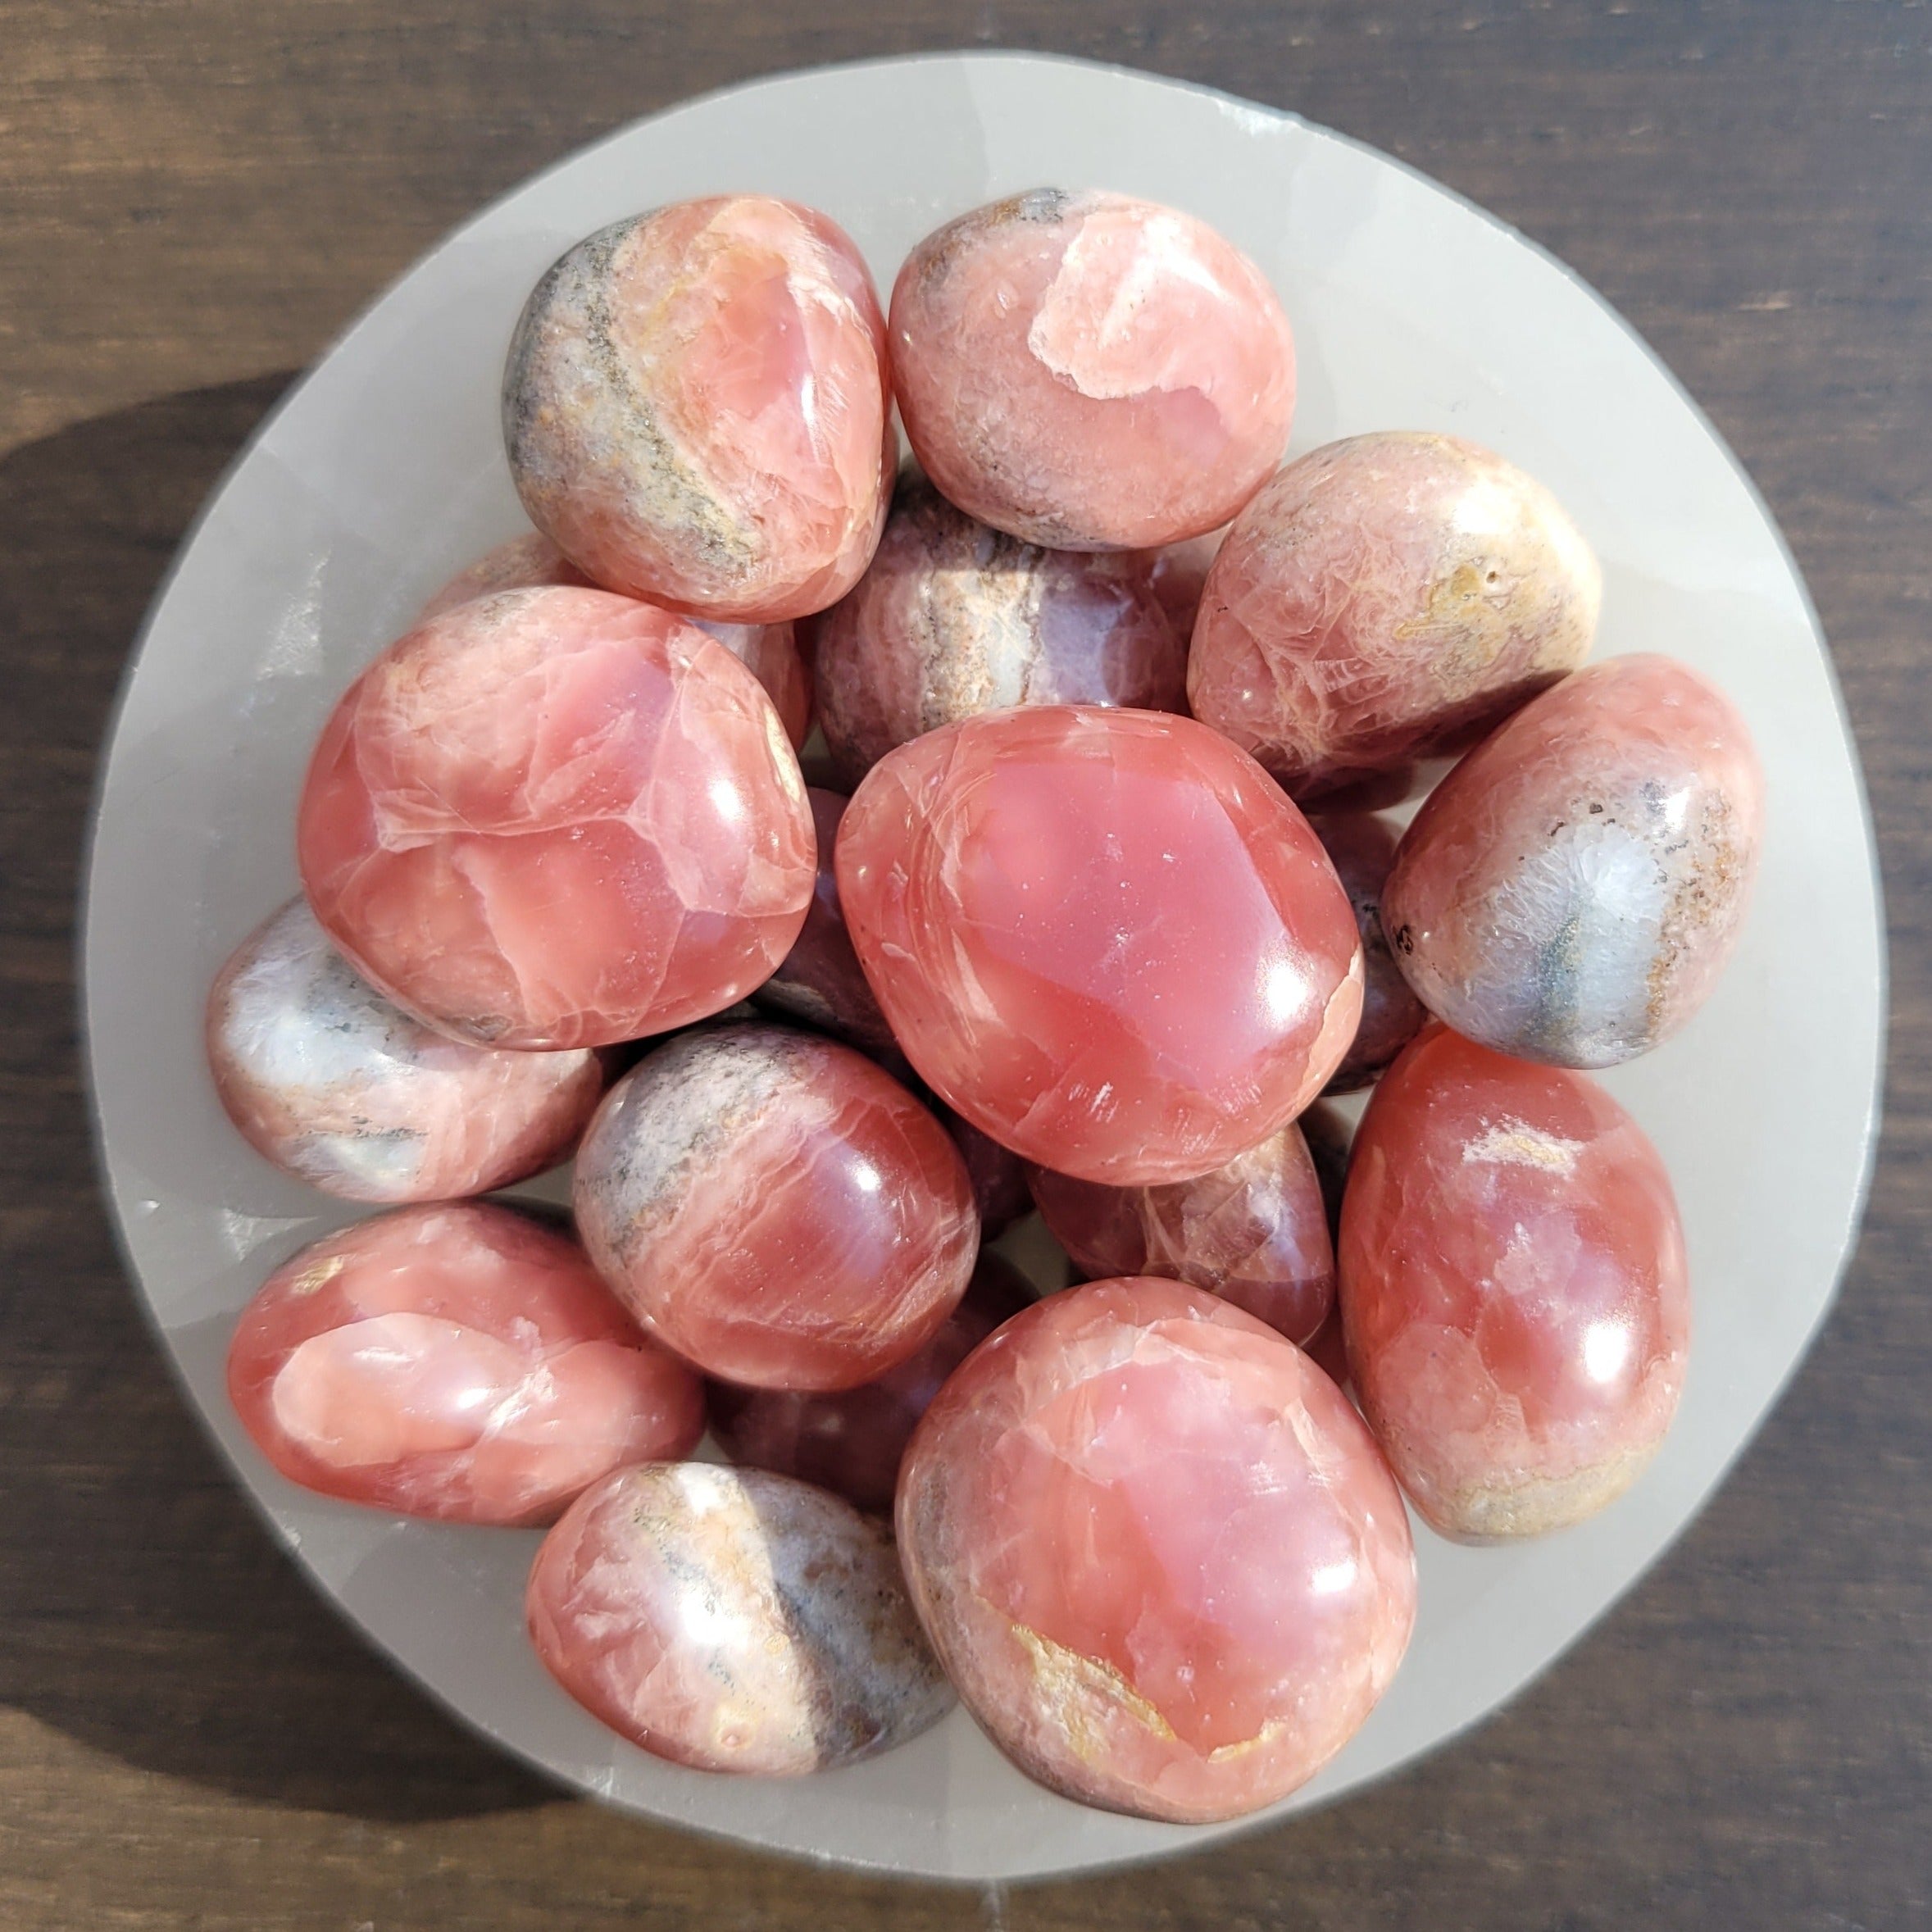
[[0, 378, 551, 1822]]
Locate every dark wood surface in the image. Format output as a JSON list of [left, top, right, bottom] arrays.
[[2, 4, 1927, 1926]]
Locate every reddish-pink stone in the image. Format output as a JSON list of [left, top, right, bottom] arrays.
[[808, 470, 1187, 781], [207, 898, 606, 1203], [836, 706, 1364, 1186], [420, 533, 812, 748], [1311, 814, 1429, 1091], [504, 197, 892, 623], [942, 1111, 1033, 1237], [1339, 1025, 1689, 1540], [890, 191, 1294, 550], [708, 1251, 1034, 1513], [1026, 1121, 1334, 1345], [226, 1202, 702, 1525], [297, 586, 814, 1052], [527, 1463, 952, 1774], [749, 788, 898, 1055], [1188, 433, 1600, 802], [897, 1277, 1416, 1822], [573, 1024, 977, 1391], [1381, 654, 1764, 1067]]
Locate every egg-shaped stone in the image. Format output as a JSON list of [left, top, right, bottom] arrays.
[[836, 705, 1363, 1186], [504, 196, 893, 623], [890, 190, 1294, 549], [1380, 653, 1763, 1066], [1188, 434, 1600, 802], [297, 586, 815, 1052], [1339, 1025, 1690, 1539], [896, 1277, 1416, 1822]]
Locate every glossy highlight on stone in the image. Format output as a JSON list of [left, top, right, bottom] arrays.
[[1339, 1025, 1689, 1539], [1027, 1121, 1334, 1344], [748, 788, 897, 1054], [227, 1202, 703, 1525], [1311, 814, 1429, 1091], [809, 470, 1187, 781], [897, 1277, 1416, 1822], [573, 1024, 977, 1390], [1189, 433, 1600, 801], [207, 898, 606, 1202], [527, 1463, 952, 1774], [837, 706, 1364, 1185], [891, 191, 1294, 549], [297, 586, 815, 1051], [708, 1252, 1034, 1513], [504, 197, 892, 622], [1381, 653, 1764, 1067]]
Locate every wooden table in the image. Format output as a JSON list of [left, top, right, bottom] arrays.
[[3, 4, 1926, 1926]]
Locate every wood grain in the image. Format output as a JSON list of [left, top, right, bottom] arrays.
[[2, 4, 1927, 1927]]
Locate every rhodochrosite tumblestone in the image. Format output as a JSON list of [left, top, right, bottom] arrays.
[[1311, 814, 1429, 1092], [707, 1252, 1034, 1514], [1026, 1119, 1334, 1344], [1189, 434, 1600, 802], [297, 586, 815, 1051], [1380, 654, 1764, 1067], [836, 706, 1363, 1185], [504, 196, 893, 623], [1339, 1026, 1690, 1540], [207, 898, 606, 1202], [573, 1025, 977, 1390], [896, 1277, 1416, 1823], [227, 1203, 702, 1525], [809, 470, 1188, 781], [891, 191, 1294, 549], [527, 1463, 952, 1774]]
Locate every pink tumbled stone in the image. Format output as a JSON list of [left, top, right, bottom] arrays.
[[1339, 1025, 1690, 1540], [504, 196, 893, 623], [808, 470, 1187, 781], [527, 1463, 952, 1774], [297, 586, 815, 1052], [420, 532, 813, 748], [748, 788, 898, 1055], [1189, 433, 1601, 802], [708, 1252, 1034, 1514], [1311, 814, 1429, 1092], [891, 190, 1294, 549], [836, 706, 1364, 1186], [897, 1277, 1416, 1822], [1026, 1120, 1334, 1344], [1381, 653, 1764, 1067], [573, 1024, 978, 1391], [227, 1202, 703, 1525], [207, 898, 605, 1203]]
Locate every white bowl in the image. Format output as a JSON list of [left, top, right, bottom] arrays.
[[83, 51, 1883, 1883]]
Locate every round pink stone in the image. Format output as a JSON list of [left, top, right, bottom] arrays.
[[572, 1024, 978, 1391], [808, 470, 1187, 781], [504, 196, 893, 623], [835, 705, 1364, 1186], [297, 585, 815, 1052], [1188, 433, 1601, 802], [890, 190, 1294, 549], [748, 788, 898, 1056], [707, 1251, 1034, 1514], [1339, 1025, 1690, 1540], [1381, 653, 1764, 1067], [527, 1463, 952, 1775], [226, 1202, 702, 1525], [1310, 813, 1429, 1092], [420, 532, 813, 748], [207, 898, 606, 1203], [1026, 1119, 1334, 1345], [897, 1277, 1416, 1822]]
